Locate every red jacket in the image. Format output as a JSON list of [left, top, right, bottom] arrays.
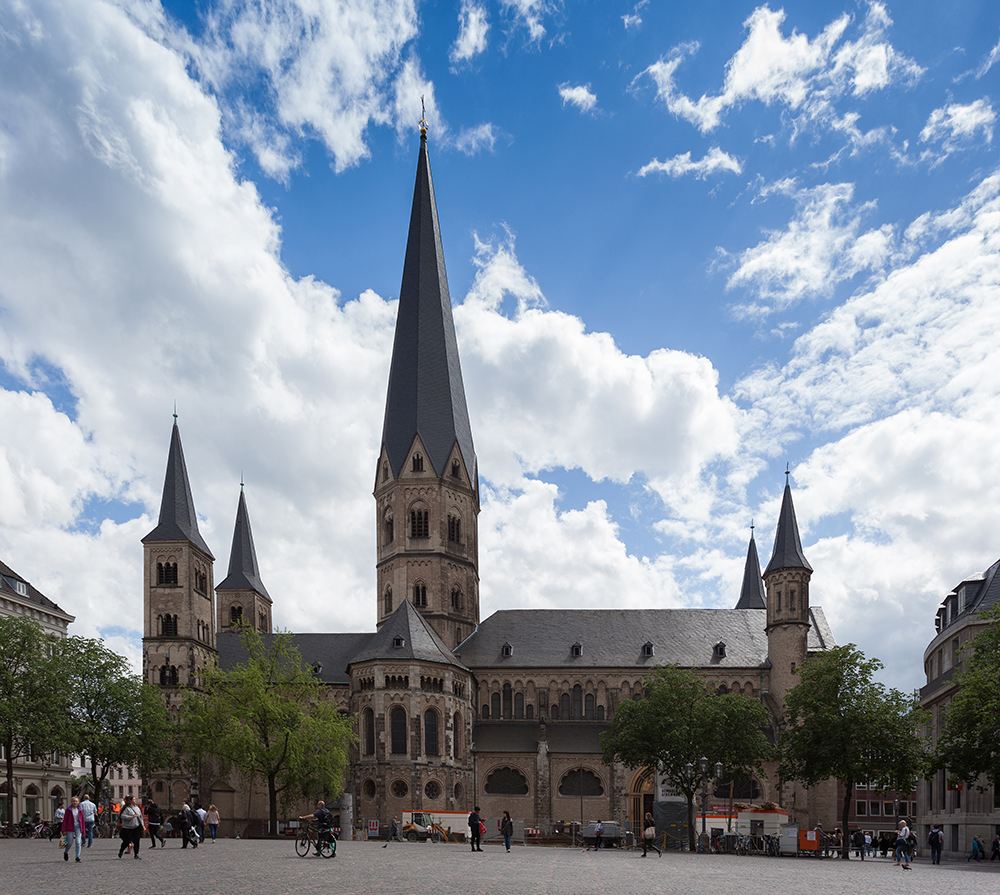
[[61, 807, 84, 834]]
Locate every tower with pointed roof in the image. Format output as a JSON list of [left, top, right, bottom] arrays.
[[763, 473, 813, 709], [734, 524, 767, 610], [374, 123, 480, 649], [216, 486, 272, 635]]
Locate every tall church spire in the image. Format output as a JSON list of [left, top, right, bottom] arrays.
[[143, 420, 213, 557], [217, 488, 270, 599], [735, 528, 767, 609], [764, 476, 812, 575], [380, 129, 477, 483]]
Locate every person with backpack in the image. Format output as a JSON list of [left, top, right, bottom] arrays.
[[468, 807, 483, 852], [146, 801, 165, 847], [928, 825, 943, 864]]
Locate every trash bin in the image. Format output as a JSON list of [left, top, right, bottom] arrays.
[[625, 831, 634, 849], [724, 832, 737, 853]]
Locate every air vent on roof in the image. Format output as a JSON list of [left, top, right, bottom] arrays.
[[501, 642, 513, 658], [571, 642, 583, 658], [392, 635, 405, 649]]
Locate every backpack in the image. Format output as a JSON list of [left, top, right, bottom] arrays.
[[929, 830, 941, 846]]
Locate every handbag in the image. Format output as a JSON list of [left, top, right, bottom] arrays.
[[59, 834, 66, 848], [644, 827, 654, 839], [479, 821, 486, 835]]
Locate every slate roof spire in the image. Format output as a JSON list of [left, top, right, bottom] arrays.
[[764, 470, 812, 575], [143, 419, 213, 557], [380, 129, 477, 482], [735, 523, 767, 609], [216, 486, 270, 599]]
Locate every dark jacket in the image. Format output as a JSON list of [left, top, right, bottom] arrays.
[[468, 811, 480, 830], [147, 804, 163, 825]]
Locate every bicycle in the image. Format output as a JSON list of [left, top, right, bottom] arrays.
[[295, 823, 336, 858]]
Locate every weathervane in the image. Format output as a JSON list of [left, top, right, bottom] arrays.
[[750, 518, 754, 535], [419, 95, 428, 137], [785, 462, 790, 479], [173, 400, 177, 422]]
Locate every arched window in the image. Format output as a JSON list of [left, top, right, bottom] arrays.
[[383, 587, 393, 615], [453, 712, 462, 758], [448, 515, 461, 543], [424, 710, 439, 756], [573, 684, 583, 719], [560, 692, 571, 719], [382, 462, 389, 482], [585, 693, 595, 719], [514, 692, 524, 719], [502, 683, 513, 720], [384, 515, 394, 545], [230, 605, 243, 626], [163, 615, 178, 637], [156, 562, 164, 584], [159, 666, 168, 686], [412, 454, 424, 472], [165, 563, 178, 585], [491, 692, 501, 719], [169, 666, 178, 686], [451, 588, 463, 611], [451, 459, 460, 478], [550, 703, 559, 720], [596, 705, 605, 721], [410, 509, 429, 538], [482, 704, 490, 719], [412, 582, 427, 608], [559, 769, 605, 796], [484, 767, 529, 795], [390, 708, 407, 755], [363, 708, 375, 756], [526, 704, 534, 720]]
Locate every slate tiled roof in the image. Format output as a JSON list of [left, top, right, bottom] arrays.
[[216, 489, 270, 599], [457, 607, 835, 671], [380, 133, 477, 483], [349, 599, 467, 670], [764, 480, 812, 575], [217, 631, 373, 685], [473, 722, 607, 754], [142, 421, 214, 557], [0, 559, 74, 620], [735, 535, 767, 609]]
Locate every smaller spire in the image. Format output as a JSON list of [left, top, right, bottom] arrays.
[[216, 488, 270, 599], [735, 527, 767, 609]]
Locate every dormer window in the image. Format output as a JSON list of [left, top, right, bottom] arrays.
[[14, 579, 27, 596], [392, 635, 405, 649], [451, 459, 460, 478], [571, 642, 583, 658], [642, 641, 654, 658], [412, 453, 424, 472], [714, 642, 727, 660], [501, 642, 513, 658], [382, 462, 389, 482]]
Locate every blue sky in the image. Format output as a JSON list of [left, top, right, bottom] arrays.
[[1, 0, 999, 693]]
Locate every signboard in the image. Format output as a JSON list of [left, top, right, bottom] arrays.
[[655, 768, 686, 803], [368, 820, 380, 837]]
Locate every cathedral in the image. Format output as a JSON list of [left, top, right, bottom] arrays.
[[141, 122, 838, 837]]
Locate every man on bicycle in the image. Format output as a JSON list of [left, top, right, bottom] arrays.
[[299, 800, 334, 856]]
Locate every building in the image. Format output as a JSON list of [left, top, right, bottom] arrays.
[[141, 124, 840, 836], [0, 560, 75, 823], [919, 556, 1000, 858]]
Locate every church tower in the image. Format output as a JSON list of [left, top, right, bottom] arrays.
[[374, 121, 479, 648], [216, 485, 272, 634], [734, 525, 767, 610], [763, 472, 813, 710], [141, 418, 216, 721]]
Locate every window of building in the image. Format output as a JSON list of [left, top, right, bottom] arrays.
[[411, 454, 424, 473], [451, 460, 460, 478], [491, 692, 501, 719], [383, 587, 392, 615], [596, 705, 605, 721], [501, 642, 512, 658], [384, 516, 394, 545], [642, 641, 654, 658], [776, 591, 782, 610], [484, 767, 529, 795], [560, 693, 571, 718], [230, 605, 243, 626], [451, 588, 463, 611], [448, 515, 461, 543], [390, 708, 407, 754], [425, 780, 441, 800], [714, 642, 727, 660], [856, 800, 867, 816], [392, 635, 405, 649], [14, 579, 27, 596], [482, 704, 489, 719], [156, 562, 178, 585], [410, 509, 429, 538], [155, 781, 164, 793], [526, 704, 534, 720], [391, 779, 408, 798], [258, 612, 266, 631], [550, 703, 559, 720], [585, 693, 595, 719], [424, 710, 439, 756], [162, 614, 178, 637], [571, 642, 583, 658], [558, 769, 604, 797], [514, 693, 524, 719], [412, 582, 427, 608], [502, 684, 513, 720], [454, 712, 462, 759], [363, 708, 375, 756], [363, 779, 376, 799], [789, 589, 796, 610], [573, 684, 582, 720]]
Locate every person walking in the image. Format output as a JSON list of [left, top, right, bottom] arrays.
[[928, 825, 943, 865], [118, 795, 143, 860], [146, 802, 165, 847], [298, 800, 334, 856], [205, 804, 220, 842], [195, 804, 207, 842], [852, 828, 865, 860], [178, 803, 198, 849], [500, 811, 513, 853], [991, 833, 1000, 861], [894, 819, 911, 870], [468, 807, 483, 852], [61, 796, 85, 863], [79, 794, 96, 848], [641, 812, 660, 857], [383, 816, 402, 846], [594, 819, 604, 851], [51, 800, 65, 841]]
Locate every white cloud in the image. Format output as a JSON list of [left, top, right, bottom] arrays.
[[450, 0, 489, 65], [501, 0, 552, 43], [454, 123, 498, 155], [919, 98, 995, 163], [638, 146, 742, 179], [558, 82, 597, 113], [726, 180, 893, 314], [976, 33, 1000, 79], [622, 0, 648, 31], [643, 3, 922, 139]]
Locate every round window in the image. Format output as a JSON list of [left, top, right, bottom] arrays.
[[391, 779, 409, 799], [424, 780, 441, 800], [362, 779, 376, 799]]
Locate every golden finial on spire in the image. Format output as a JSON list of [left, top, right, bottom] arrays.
[[419, 95, 428, 137]]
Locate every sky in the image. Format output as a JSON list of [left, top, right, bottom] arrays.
[[1, 0, 999, 695]]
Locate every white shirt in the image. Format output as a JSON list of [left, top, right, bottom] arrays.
[[79, 800, 97, 822]]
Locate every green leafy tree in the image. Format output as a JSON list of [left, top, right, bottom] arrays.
[[935, 605, 1000, 789], [179, 627, 354, 833], [0, 617, 67, 831], [778, 644, 928, 859], [59, 637, 174, 803], [601, 665, 773, 851]]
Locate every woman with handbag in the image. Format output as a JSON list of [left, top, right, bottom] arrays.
[[641, 812, 660, 857], [61, 796, 85, 862], [118, 795, 144, 860]]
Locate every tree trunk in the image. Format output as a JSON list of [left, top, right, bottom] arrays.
[[268, 773, 278, 836], [840, 779, 853, 859], [727, 779, 734, 832], [686, 792, 696, 852], [5, 735, 14, 833]]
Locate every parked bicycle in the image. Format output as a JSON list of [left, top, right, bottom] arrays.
[[295, 823, 336, 858]]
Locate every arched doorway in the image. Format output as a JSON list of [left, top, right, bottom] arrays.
[[629, 768, 654, 834]]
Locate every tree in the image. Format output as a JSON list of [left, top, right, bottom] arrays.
[[179, 627, 354, 834], [59, 636, 174, 803], [0, 617, 66, 831], [778, 644, 928, 859], [601, 665, 773, 851], [935, 605, 1000, 790]]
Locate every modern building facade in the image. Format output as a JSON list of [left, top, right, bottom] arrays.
[[141, 127, 840, 837], [919, 557, 1000, 858]]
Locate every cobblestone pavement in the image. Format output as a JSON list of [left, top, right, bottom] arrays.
[[1, 837, 997, 895]]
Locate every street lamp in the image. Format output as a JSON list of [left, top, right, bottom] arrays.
[[685, 758, 723, 852]]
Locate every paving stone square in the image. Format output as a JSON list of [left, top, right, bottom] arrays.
[[1, 837, 996, 895]]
